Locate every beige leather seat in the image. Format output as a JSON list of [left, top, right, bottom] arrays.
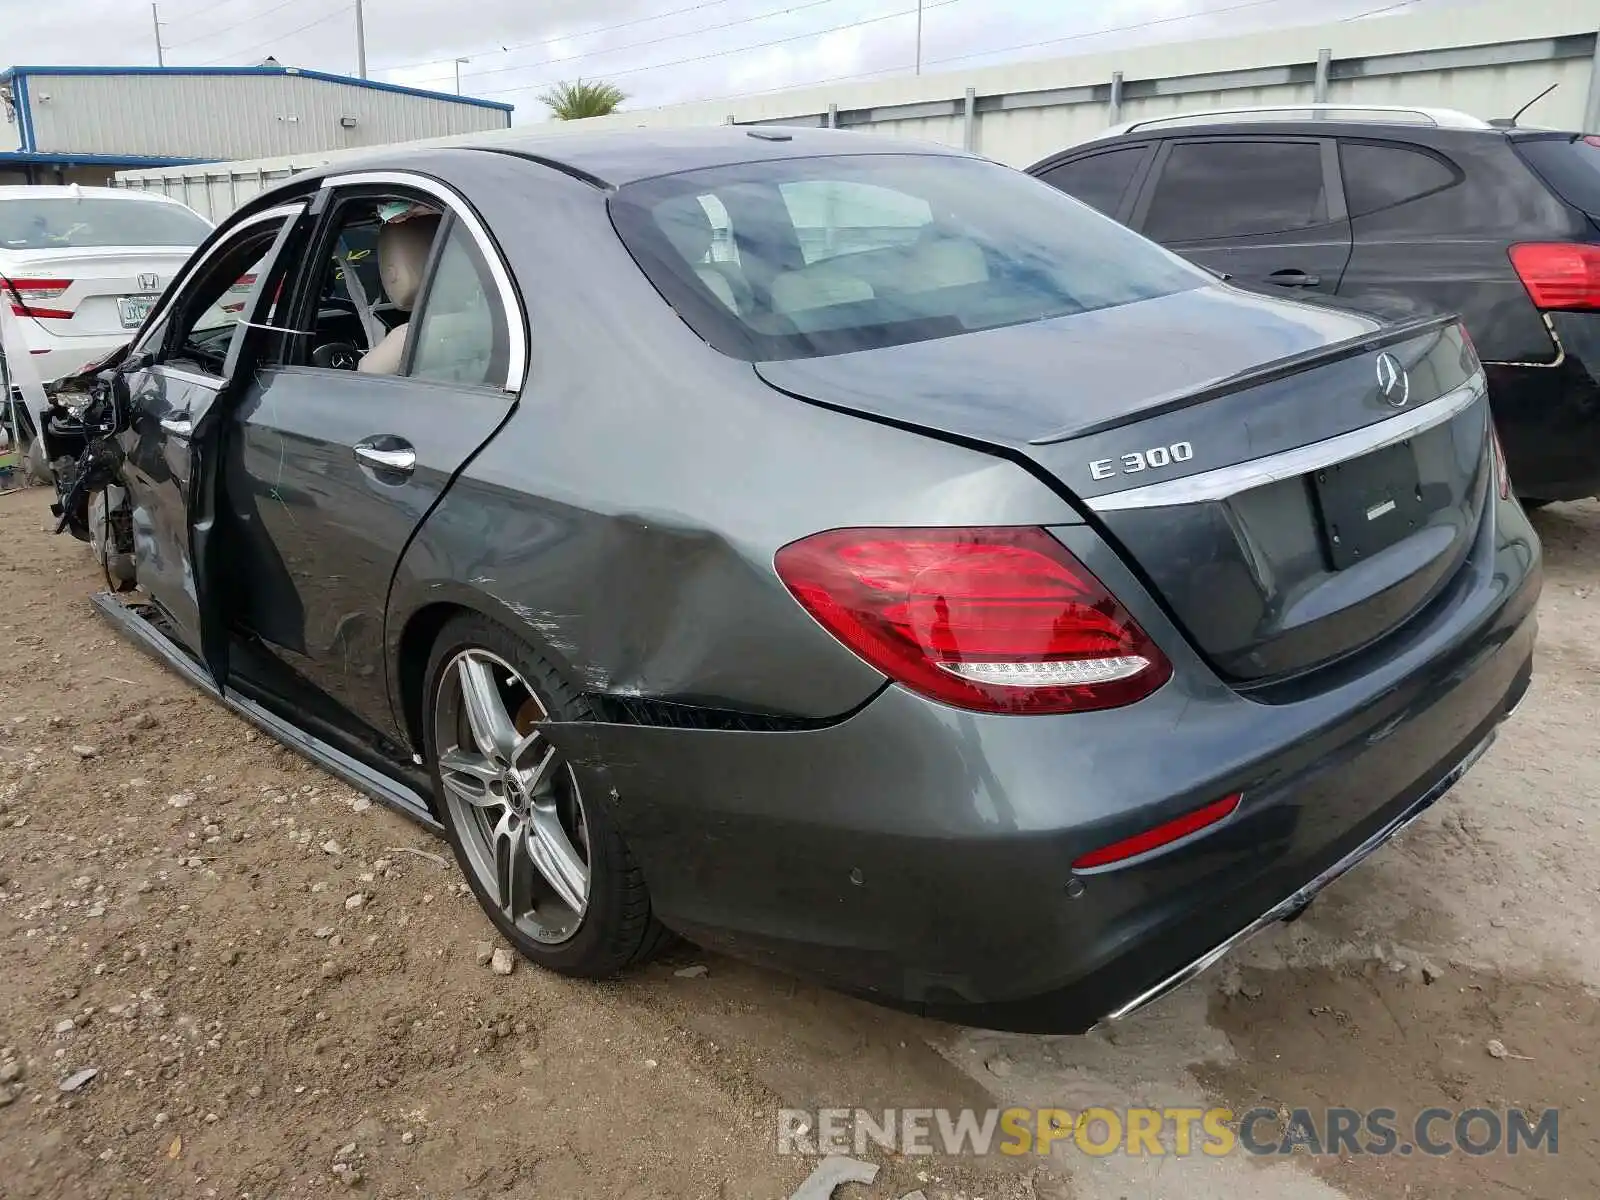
[[357, 212, 441, 375], [651, 197, 740, 312]]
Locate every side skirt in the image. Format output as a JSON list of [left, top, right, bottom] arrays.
[[92, 592, 443, 835]]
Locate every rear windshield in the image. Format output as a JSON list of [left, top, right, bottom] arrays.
[[1514, 134, 1600, 216], [0, 198, 212, 251], [610, 153, 1205, 361]]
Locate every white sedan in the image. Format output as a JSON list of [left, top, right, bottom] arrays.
[[0, 185, 213, 386]]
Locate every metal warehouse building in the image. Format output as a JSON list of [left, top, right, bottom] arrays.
[[0, 64, 512, 186]]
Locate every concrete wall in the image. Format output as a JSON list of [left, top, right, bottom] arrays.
[[116, 0, 1600, 220]]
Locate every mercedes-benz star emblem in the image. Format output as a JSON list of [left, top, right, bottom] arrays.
[[1376, 352, 1410, 409]]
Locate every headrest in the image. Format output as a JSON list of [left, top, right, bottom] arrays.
[[377, 213, 441, 311], [652, 196, 714, 265]]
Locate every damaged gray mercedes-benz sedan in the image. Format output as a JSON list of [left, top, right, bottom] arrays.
[[52, 127, 1539, 1032]]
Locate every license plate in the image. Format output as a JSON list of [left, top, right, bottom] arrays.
[[117, 294, 158, 329], [1312, 441, 1433, 570]]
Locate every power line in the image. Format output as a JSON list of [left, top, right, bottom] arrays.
[[197, 3, 352, 65], [640, 0, 1305, 111], [910, 0, 1294, 72], [439, 0, 855, 87], [380, 0, 751, 74], [163, 0, 315, 53], [478, 0, 964, 97]]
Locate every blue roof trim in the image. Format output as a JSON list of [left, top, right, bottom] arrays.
[[14, 72, 34, 152], [0, 65, 514, 114], [0, 151, 215, 166]]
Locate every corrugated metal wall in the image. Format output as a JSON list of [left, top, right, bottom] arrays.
[[28, 71, 507, 160], [117, 0, 1600, 220]]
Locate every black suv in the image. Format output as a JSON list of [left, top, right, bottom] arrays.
[[1029, 106, 1600, 505]]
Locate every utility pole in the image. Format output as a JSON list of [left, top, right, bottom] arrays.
[[454, 57, 470, 95], [354, 0, 367, 79], [152, 2, 165, 67], [914, 0, 922, 75]]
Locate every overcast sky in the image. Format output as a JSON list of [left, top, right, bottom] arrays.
[[2, 0, 1465, 120]]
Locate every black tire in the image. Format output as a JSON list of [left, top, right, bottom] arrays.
[[422, 612, 671, 977]]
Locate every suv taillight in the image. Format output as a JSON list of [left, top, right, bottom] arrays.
[[1508, 243, 1600, 311], [1, 276, 74, 320], [774, 527, 1172, 714]]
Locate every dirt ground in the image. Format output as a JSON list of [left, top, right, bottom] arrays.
[[1, 485, 1596, 1200]]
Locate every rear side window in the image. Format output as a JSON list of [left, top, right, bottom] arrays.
[[1339, 142, 1459, 216], [409, 222, 508, 388], [1515, 134, 1600, 216], [610, 153, 1205, 362], [1143, 141, 1328, 241], [1037, 147, 1146, 217]]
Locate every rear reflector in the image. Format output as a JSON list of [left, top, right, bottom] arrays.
[[1508, 243, 1600, 311], [1072, 793, 1242, 870], [1, 276, 74, 320], [774, 526, 1172, 714]]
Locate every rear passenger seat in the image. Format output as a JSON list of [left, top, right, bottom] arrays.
[[769, 234, 989, 319]]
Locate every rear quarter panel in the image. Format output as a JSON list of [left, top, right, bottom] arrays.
[[1338, 135, 1582, 364], [383, 150, 1082, 723]]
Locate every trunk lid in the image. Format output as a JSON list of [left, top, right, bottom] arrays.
[[1, 247, 198, 339], [755, 285, 1490, 685]]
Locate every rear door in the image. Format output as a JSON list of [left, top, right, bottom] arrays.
[[1130, 137, 1353, 296], [221, 176, 523, 738], [113, 202, 307, 676]]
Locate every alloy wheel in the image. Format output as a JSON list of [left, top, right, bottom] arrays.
[[434, 648, 591, 944]]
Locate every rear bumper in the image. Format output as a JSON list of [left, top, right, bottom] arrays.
[[542, 491, 1541, 1033], [1487, 312, 1600, 502], [6, 323, 127, 388]]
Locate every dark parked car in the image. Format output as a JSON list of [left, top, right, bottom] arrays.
[[61, 127, 1538, 1033], [1029, 104, 1600, 506]]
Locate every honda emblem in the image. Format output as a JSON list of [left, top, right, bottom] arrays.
[[138, 273, 160, 292]]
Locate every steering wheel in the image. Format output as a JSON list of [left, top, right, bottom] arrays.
[[312, 342, 361, 371]]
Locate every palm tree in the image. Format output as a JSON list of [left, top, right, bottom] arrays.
[[539, 79, 626, 121]]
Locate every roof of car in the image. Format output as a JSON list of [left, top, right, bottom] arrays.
[[456, 125, 971, 188]]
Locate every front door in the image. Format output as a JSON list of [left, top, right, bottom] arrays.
[[114, 203, 308, 671], [1131, 137, 1354, 296], [222, 182, 519, 739]]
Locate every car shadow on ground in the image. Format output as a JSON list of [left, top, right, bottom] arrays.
[[1526, 499, 1600, 576]]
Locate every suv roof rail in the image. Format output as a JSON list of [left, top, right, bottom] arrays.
[[1093, 104, 1493, 139]]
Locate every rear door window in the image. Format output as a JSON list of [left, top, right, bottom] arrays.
[[1036, 147, 1149, 217], [1142, 140, 1329, 241], [1339, 141, 1459, 216]]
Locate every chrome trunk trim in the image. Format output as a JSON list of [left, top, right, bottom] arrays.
[[1087, 377, 1485, 512]]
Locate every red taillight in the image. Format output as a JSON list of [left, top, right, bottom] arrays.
[[1, 276, 74, 320], [773, 526, 1172, 715], [1489, 422, 1512, 501], [1072, 793, 1241, 870], [1508, 243, 1600, 311]]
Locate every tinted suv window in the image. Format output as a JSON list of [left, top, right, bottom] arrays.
[[1339, 142, 1458, 216], [1144, 141, 1328, 241], [1038, 148, 1146, 216], [611, 154, 1205, 362], [1515, 134, 1600, 217]]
